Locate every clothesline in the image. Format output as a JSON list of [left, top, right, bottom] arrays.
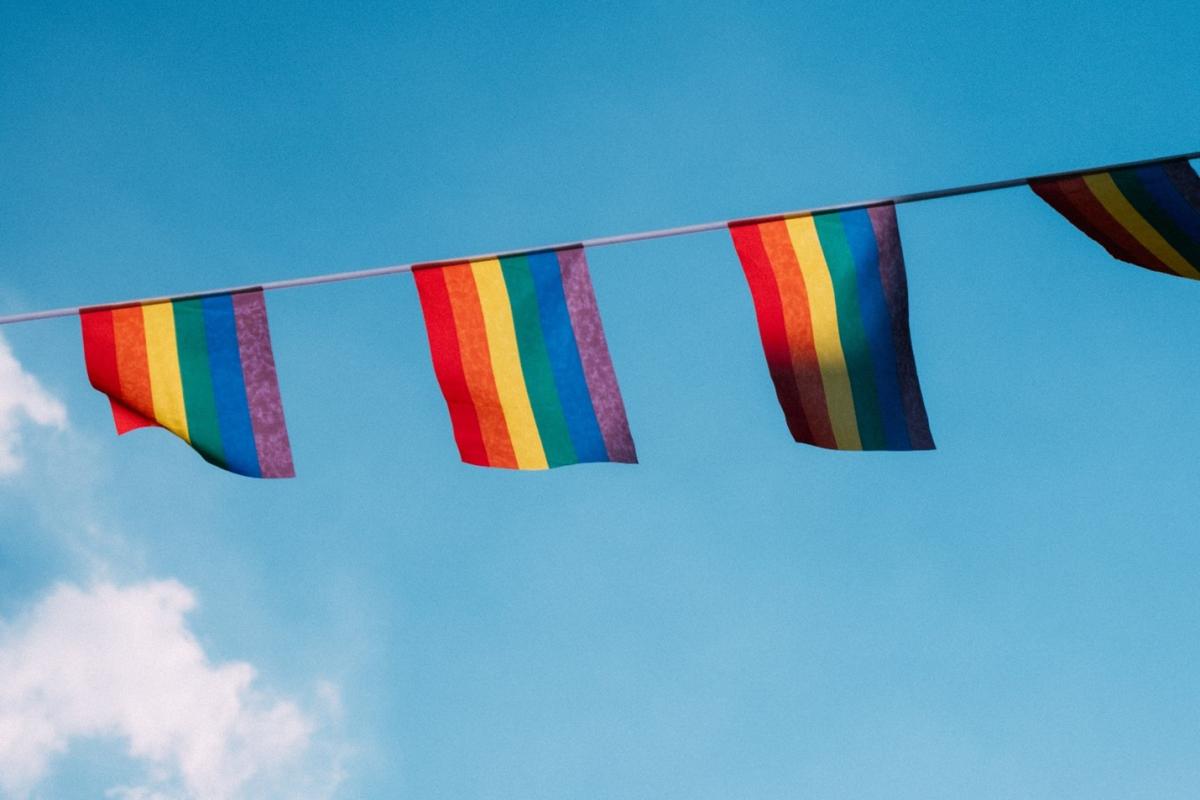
[[1, 148, 1196, 327]]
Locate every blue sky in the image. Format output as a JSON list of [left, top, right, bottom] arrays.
[[1, 1, 1199, 798]]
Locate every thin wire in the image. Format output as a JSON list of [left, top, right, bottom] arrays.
[[2, 149, 1197, 326]]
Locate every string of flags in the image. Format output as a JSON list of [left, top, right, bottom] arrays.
[[4, 151, 1200, 477]]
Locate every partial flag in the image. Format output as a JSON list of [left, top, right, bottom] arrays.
[[1030, 159, 1200, 279], [729, 203, 934, 451], [80, 289, 294, 478], [414, 247, 636, 469]]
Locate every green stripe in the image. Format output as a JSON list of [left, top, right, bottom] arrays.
[[1110, 168, 1200, 269], [172, 299, 225, 467], [813, 214, 886, 450], [499, 255, 577, 467]]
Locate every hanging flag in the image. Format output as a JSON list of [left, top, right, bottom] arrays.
[[413, 247, 636, 469], [80, 289, 294, 478], [1029, 159, 1200, 278], [729, 203, 934, 451]]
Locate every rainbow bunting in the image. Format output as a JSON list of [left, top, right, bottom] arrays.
[[80, 289, 294, 478], [413, 247, 636, 469], [729, 203, 934, 451], [1030, 159, 1200, 279]]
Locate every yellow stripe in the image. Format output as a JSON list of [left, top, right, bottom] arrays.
[[784, 216, 862, 450], [1084, 173, 1200, 279], [469, 259, 548, 469], [140, 302, 190, 442]]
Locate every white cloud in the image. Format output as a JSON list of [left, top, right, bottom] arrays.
[[0, 333, 66, 476], [0, 580, 345, 800]]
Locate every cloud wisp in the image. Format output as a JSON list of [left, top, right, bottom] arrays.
[[0, 580, 345, 800], [0, 333, 67, 477]]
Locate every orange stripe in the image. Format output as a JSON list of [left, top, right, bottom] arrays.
[[442, 263, 519, 469], [758, 221, 838, 448], [111, 306, 156, 422]]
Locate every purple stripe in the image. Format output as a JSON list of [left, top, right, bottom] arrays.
[[866, 204, 934, 450], [557, 247, 637, 463], [1162, 160, 1200, 215], [232, 290, 295, 478]]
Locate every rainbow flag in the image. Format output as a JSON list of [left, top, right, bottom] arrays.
[[729, 203, 934, 451], [413, 247, 636, 469], [1030, 159, 1200, 279], [80, 289, 294, 478]]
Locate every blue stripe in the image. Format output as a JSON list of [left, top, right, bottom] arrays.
[[526, 251, 609, 462], [1136, 166, 1200, 249], [201, 295, 261, 477], [839, 209, 912, 450]]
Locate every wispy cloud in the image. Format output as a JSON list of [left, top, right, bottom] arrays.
[[0, 331, 141, 579], [0, 580, 346, 800], [0, 333, 66, 477]]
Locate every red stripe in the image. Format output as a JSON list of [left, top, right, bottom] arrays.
[[81, 309, 120, 393], [413, 266, 489, 466], [80, 309, 152, 433], [1031, 177, 1174, 275], [729, 223, 813, 443]]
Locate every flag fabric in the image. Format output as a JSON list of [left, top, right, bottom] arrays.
[[80, 289, 294, 478], [413, 247, 636, 469], [729, 203, 934, 451], [1029, 159, 1200, 279]]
